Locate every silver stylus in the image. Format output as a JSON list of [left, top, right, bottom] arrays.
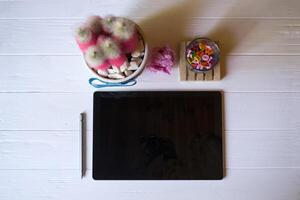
[[80, 112, 85, 178]]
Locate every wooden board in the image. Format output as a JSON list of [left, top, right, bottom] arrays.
[[1, 0, 300, 18], [179, 41, 221, 81], [0, 93, 299, 132], [1, 0, 300, 199], [0, 130, 299, 170], [1, 55, 299, 92], [0, 19, 300, 55], [1, 169, 300, 200]]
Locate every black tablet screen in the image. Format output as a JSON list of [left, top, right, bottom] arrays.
[[93, 91, 223, 180]]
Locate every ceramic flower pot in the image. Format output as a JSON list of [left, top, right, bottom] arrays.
[[85, 23, 148, 84]]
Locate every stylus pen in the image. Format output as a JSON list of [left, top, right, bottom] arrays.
[[80, 113, 85, 178]]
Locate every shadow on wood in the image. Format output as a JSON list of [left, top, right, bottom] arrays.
[[128, 0, 260, 79]]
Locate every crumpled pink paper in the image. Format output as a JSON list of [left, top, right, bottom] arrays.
[[147, 46, 175, 74]]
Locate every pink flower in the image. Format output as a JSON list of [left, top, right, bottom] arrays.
[[147, 46, 175, 74]]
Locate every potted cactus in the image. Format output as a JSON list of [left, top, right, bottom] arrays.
[[75, 15, 148, 84]]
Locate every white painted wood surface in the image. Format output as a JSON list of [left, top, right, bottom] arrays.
[[0, 0, 300, 199]]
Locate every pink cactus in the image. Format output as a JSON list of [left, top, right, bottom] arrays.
[[84, 45, 110, 70], [111, 17, 138, 53], [75, 15, 143, 76], [121, 31, 139, 53], [96, 35, 107, 46], [98, 37, 127, 67], [85, 15, 103, 35], [101, 15, 116, 35], [75, 26, 97, 53]]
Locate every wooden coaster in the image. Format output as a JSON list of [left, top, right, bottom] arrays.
[[179, 41, 221, 81]]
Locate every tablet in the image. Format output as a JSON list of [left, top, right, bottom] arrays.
[[93, 91, 223, 180]]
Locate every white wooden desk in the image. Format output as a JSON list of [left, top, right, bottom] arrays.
[[0, 0, 299, 199]]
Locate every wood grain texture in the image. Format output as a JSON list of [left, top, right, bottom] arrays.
[[205, 70, 213, 81], [0, 169, 299, 200], [1, 0, 300, 198], [1, 0, 300, 18], [0, 131, 79, 169], [1, 19, 300, 55], [179, 42, 187, 80], [0, 93, 299, 131], [0, 56, 299, 92], [0, 130, 299, 170], [187, 69, 196, 80]]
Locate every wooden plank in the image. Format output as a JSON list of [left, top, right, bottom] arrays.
[[1, 0, 300, 18], [0, 93, 93, 131], [187, 69, 196, 80], [213, 61, 221, 80], [0, 93, 299, 131], [0, 55, 299, 92], [1, 19, 300, 55], [0, 131, 79, 169], [0, 55, 91, 92], [0, 130, 299, 170], [0, 169, 299, 200], [196, 72, 204, 80], [179, 42, 187, 81], [205, 70, 213, 80], [0, 1, 299, 200], [214, 41, 222, 80], [142, 18, 300, 55]]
